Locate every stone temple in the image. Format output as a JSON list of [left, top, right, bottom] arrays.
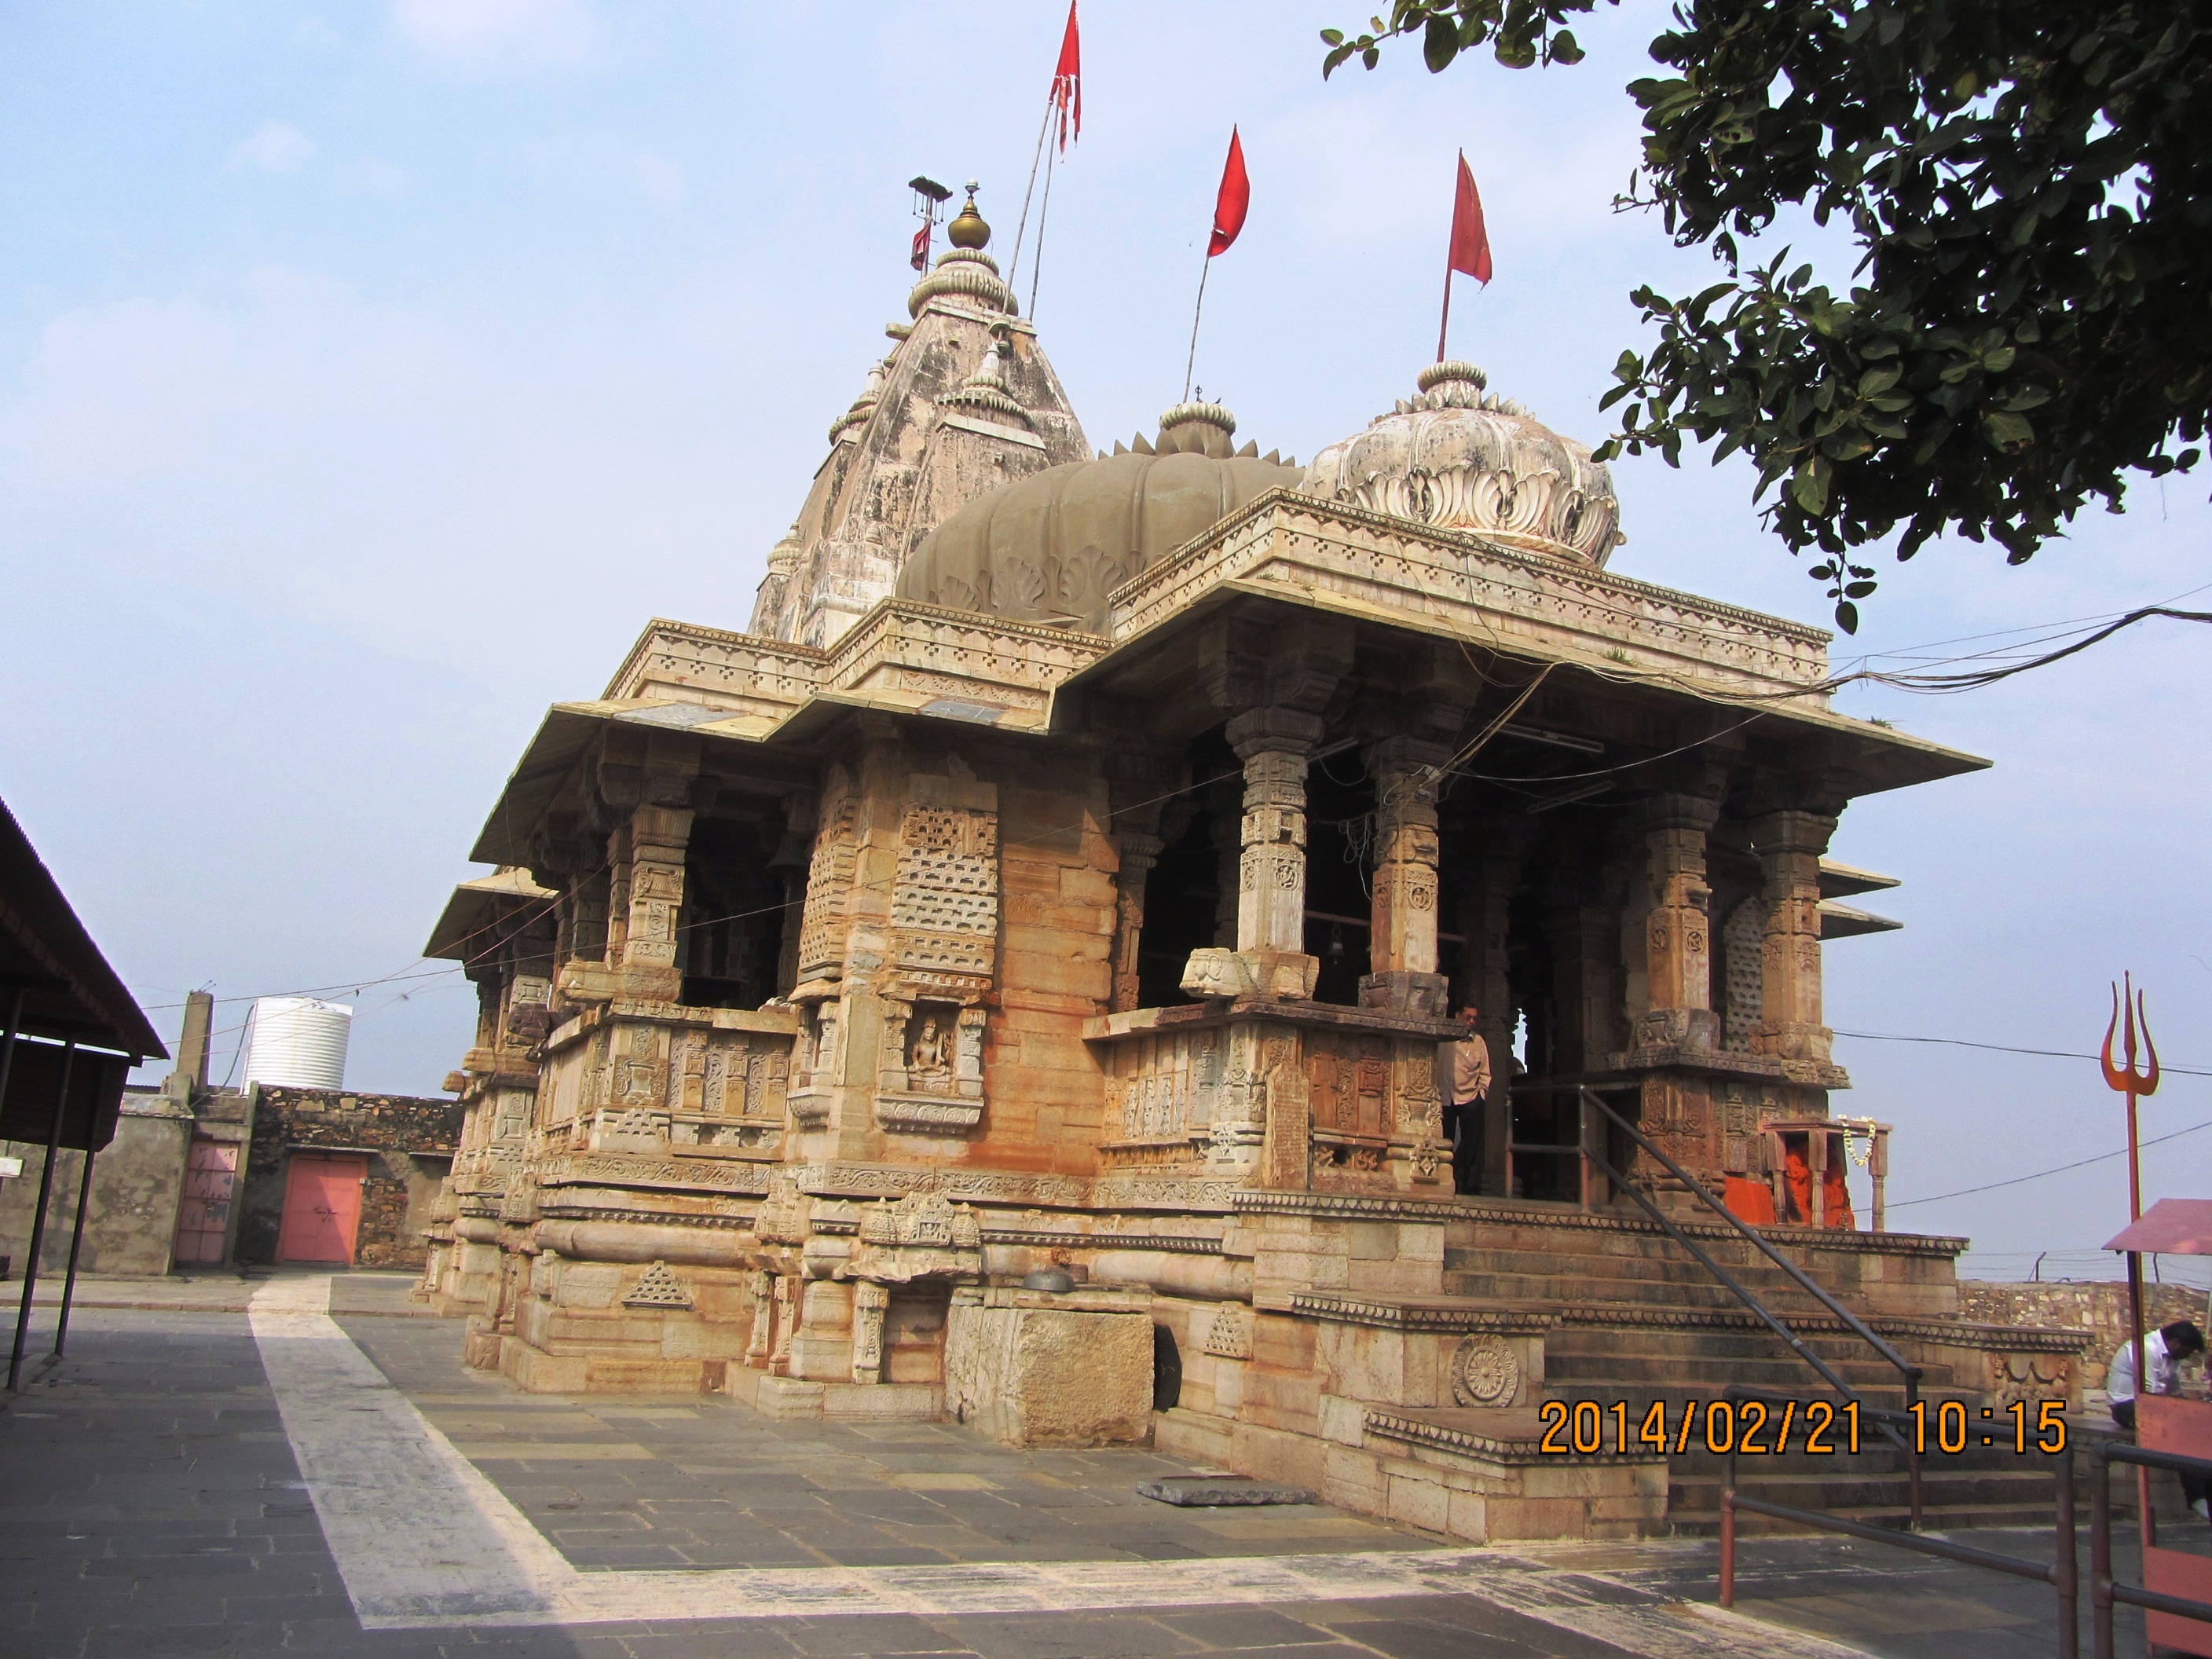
[[419, 194, 2084, 1540]]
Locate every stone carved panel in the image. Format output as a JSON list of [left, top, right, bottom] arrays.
[[846, 1189, 983, 1284], [1201, 1306, 1253, 1360], [667, 1029, 792, 1119], [796, 792, 861, 985], [851, 1280, 889, 1383], [622, 1260, 695, 1309], [890, 803, 1000, 980], [1100, 1027, 1222, 1164], [1449, 1336, 1521, 1407]]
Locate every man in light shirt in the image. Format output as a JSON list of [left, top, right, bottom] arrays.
[[1444, 1005, 1491, 1195], [2110, 1319, 2210, 1518]]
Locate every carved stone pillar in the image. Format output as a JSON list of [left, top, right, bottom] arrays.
[[1207, 775, 1243, 949], [1456, 826, 1528, 1197], [745, 1269, 774, 1365], [1635, 794, 1722, 1053], [1749, 807, 1839, 1065], [1231, 708, 1320, 953], [767, 796, 815, 999], [1111, 832, 1163, 1013], [1185, 707, 1323, 1000], [768, 1273, 797, 1374], [850, 1281, 888, 1384], [565, 870, 609, 966], [620, 804, 692, 999], [604, 822, 633, 967], [1361, 737, 1449, 1017]]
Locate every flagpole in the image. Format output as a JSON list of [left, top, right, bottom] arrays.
[[1438, 148, 1463, 363], [1028, 131, 1059, 320], [1006, 88, 1057, 289], [1182, 246, 1213, 404]]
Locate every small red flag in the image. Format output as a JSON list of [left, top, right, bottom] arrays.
[[1448, 151, 1492, 284], [1208, 127, 1249, 258], [1051, 1, 1081, 151], [911, 223, 932, 273]]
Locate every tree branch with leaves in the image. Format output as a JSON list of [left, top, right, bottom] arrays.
[[1327, 1, 2212, 632]]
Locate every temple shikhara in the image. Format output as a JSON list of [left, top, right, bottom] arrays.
[[419, 192, 2084, 1540]]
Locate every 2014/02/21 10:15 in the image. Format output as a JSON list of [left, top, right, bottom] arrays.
[[1534, 1397, 2071, 1456]]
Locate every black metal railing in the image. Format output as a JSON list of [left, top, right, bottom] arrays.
[[1566, 1086, 1925, 1501], [2090, 1438, 2212, 1659], [1718, 1383, 2078, 1657]]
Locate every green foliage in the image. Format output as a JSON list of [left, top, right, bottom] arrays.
[[1325, 2, 2212, 632]]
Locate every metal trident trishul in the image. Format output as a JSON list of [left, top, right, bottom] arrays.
[[2103, 972, 2161, 1224], [2101, 972, 2163, 1101]]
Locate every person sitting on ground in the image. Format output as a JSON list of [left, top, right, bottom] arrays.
[[2110, 1320, 2211, 1519]]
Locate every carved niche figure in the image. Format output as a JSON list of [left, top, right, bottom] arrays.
[[908, 1010, 953, 1091]]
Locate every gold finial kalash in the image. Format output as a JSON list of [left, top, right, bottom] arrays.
[[947, 180, 990, 248]]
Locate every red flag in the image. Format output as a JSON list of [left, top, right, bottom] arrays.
[[1448, 151, 1492, 284], [1051, 1, 1081, 151], [1207, 127, 1249, 258], [911, 223, 932, 273]]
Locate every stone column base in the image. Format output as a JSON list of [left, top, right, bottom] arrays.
[[725, 1368, 946, 1423]]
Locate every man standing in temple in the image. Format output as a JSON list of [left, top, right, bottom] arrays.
[[2110, 1319, 2211, 1519], [1445, 1005, 1492, 1195]]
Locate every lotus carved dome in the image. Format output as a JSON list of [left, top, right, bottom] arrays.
[[1299, 361, 1623, 566]]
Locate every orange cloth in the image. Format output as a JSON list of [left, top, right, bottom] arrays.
[[1784, 1151, 1812, 1223], [1723, 1176, 1777, 1227], [1822, 1161, 1856, 1231]]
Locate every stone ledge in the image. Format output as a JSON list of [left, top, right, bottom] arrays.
[[985, 1228, 1225, 1255], [1445, 1196, 1968, 1258], [1365, 1407, 1670, 1467], [1235, 1191, 1465, 1223], [1290, 1292, 1556, 1335]]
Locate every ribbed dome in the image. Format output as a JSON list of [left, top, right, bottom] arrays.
[[898, 405, 1301, 634], [1300, 361, 1623, 565]]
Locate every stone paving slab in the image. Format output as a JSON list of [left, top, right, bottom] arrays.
[[0, 1287, 2170, 1657], [341, 1312, 1411, 1573]]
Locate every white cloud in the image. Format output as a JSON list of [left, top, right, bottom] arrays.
[[635, 153, 684, 207], [390, 0, 593, 66], [228, 120, 318, 176]]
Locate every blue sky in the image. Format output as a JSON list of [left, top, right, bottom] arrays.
[[2, 1, 2205, 1268]]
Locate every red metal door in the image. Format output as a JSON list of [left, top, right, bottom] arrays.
[[171, 1138, 238, 1265], [276, 1152, 367, 1265]]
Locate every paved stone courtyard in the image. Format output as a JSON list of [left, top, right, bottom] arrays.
[[0, 1273, 2148, 1657]]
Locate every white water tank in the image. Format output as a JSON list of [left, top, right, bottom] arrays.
[[242, 997, 353, 1090]]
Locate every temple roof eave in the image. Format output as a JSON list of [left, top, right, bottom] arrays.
[[422, 867, 556, 963]]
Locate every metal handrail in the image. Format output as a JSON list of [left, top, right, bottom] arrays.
[[2092, 1438, 2212, 1658], [1719, 1398, 2075, 1659], [1573, 1086, 1922, 1474], [1576, 1088, 1922, 1394]]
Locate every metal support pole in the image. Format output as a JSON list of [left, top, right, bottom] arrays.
[[2092, 1441, 2114, 1659], [53, 1134, 99, 1358], [0, 985, 23, 1283], [2128, 1247, 2155, 1548], [9, 1037, 76, 1391], [2056, 1442, 2078, 1659], [1719, 1490, 1738, 1608]]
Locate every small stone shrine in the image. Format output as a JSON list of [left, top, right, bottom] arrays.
[[419, 190, 2085, 1541]]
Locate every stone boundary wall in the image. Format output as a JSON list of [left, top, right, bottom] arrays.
[[1960, 1280, 2209, 1389], [237, 1086, 463, 1270]]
